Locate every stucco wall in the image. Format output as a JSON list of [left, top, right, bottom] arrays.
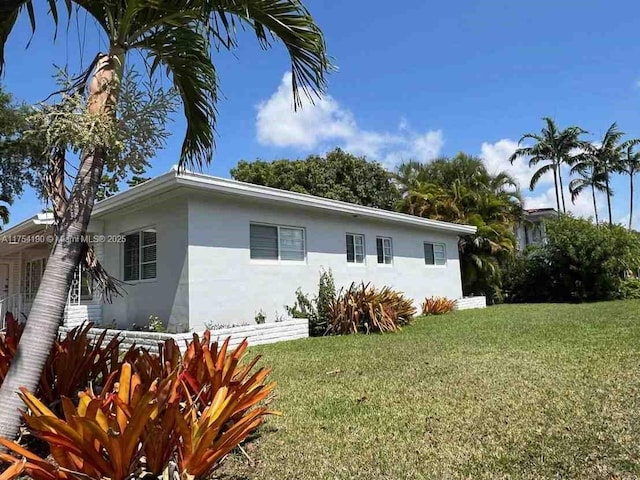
[[187, 193, 465, 329], [100, 196, 189, 329]]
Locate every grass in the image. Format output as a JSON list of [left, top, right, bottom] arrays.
[[219, 301, 640, 479]]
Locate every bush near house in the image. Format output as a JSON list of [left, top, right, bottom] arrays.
[[504, 216, 640, 302], [326, 282, 415, 335], [619, 277, 640, 299], [286, 268, 336, 336], [422, 296, 457, 315], [0, 321, 275, 480]]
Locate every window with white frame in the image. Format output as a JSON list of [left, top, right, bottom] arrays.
[[124, 229, 157, 281], [23, 258, 46, 302], [346, 233, 365, 263], [376, 237, 393, 264], [250, 224, 305, 261], [424, 242, 446, 266]]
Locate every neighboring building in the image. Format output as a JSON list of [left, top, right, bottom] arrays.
[[515, 208, 557, 251], [0, 170, 477, 331]]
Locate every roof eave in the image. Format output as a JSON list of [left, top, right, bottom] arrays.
[[175, 173, 477, 235]]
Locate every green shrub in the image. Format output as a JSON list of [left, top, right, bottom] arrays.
[[286, 268, 336, 336], [619, 278, 640, 299], [504, 216, 640, 302]]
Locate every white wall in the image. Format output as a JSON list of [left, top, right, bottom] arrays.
[[100, 196, 190, 330], [187, 193, 464, 329]]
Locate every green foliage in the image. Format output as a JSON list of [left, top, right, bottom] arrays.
[[231, 148, 401, 210], [255, 309, 267, 324], [0, 85, 47, 225], [286, 268, 336, 336], [397, 153, 523, 303], [509, 117, 586, 214], [619, 278, 640, 299], [504, 216, 640, 302], [326, 282, 416, 335], [316, 268, 336, 335]]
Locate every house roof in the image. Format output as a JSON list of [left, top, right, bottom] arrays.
[[2, 170, 477, 237]]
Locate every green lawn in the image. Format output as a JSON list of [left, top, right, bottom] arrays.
[[219, 301, 640, 479]]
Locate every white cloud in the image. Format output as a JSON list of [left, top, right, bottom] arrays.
[[479, 139, 557, 190], [256, 72, 443, 167]]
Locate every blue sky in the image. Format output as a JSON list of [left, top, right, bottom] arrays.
[[3, 0, 640, 226]]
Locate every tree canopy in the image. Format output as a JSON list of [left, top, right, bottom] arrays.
[[0, 86, 47, 226], [231, 148, 401, 210], [396, 153, 523, 302]]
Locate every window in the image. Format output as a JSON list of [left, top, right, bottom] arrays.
[[376, 237, 393, 264], [250, 224, 305, 262], [23, 258, 46, 302], [346, 234, 365, 263], [424, 242, 446, 266], [124, 229, 157, 281]]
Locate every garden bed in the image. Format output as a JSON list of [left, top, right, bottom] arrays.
[[58, 318, 309, 353]]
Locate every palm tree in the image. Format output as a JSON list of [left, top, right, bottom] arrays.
[[0, 0, 330, 441], [619, 140, 640, 230], [509, 118, 586, 215], [397, 154, 523, 302], [586, 123, 625, 226], [569, 154, 609, 224], [0, 195, 9, 225]]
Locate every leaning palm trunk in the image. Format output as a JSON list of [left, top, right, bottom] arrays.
[[552, 167, 561, 216], [605, 168, 613, 226], [629, 173, 634, 230], [591, 183, 599, 224], [0, 51, 122, 441], [557, 161, 566, 213]]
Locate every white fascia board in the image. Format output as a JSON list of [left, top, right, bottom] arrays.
[[175, 172, 477, 235]]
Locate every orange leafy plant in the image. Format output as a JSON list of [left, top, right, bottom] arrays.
[[421, 296, 457, 315], [0, 336, 276, 480], [326, 282, 416, 335]]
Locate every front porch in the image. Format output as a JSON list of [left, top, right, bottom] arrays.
[[0, 214, 103, 329]]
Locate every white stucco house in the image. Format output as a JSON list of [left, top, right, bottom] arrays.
[[515, 208, 557, 252], [0, 170, 478, 332]]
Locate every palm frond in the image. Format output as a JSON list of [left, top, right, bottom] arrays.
[[134, 23, 217, 169], [210, 0, 332, 107]]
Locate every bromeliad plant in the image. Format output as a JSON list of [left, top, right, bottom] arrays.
[[421, 296, 457, 315], [0, 334, 276, 480], [0, 319, 127, 414], [326, 282, 416, 335]]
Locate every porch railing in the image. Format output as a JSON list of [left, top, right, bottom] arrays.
[[0, 294, 25, 330], [68, 264, 93, 306]]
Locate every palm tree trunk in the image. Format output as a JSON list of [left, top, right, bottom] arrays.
[[591, 183, 599, 224], [557, 161, 567, 213], [0, 50, 122, 441], [553, 167, 561, 216], [630, 173, 634, 230], [605, 169, 613, 226]]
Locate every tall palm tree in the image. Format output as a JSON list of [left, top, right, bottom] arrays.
[[509, 117, 586, 215], [586, 123, 624, 226], [0, 0, 330, 441], [569, 153, 609, 224], [619, 140, 640, 229]]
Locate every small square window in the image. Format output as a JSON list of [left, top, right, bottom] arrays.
[[424, 242, 446, 266], [124, 229, 157, 281]]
